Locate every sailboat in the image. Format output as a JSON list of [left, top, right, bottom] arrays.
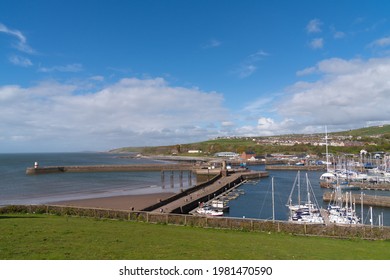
[[286, 171, 324, 224], [326, 184, 360, 225]]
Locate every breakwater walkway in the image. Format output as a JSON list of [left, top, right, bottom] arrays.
[[26, 163, 195, 175], [323, 192, 390, 208], [265, 165, 326, 171], [144, 170, 268, 214], [320, 181, 390, 191]]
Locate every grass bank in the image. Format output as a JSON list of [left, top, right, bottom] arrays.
[[1, 214, 390, 260]]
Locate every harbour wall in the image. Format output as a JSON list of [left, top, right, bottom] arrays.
[[323, 192, 390, 208], [265, 165, 326, 171], [320, 181, 390, 191], [26, 164, 195, 175]]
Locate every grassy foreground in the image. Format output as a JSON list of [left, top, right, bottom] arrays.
[[1, 214, 390, 260]]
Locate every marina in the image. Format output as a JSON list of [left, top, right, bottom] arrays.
[[2, 152, 390, 227]]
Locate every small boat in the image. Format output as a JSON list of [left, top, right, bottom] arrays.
[[326, 185, 360, 225], [287, 171, 324, 224], [195, 204, 224, 216], [211, 199, 230, 212], [320, 172, 337, 182]]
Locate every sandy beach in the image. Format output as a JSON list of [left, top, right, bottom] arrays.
[[53, 192, 175, 211]]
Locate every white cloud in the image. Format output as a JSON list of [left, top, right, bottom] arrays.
[[221, 121, 235, 127], [9, 55, 33, 67], [234, 57, 390, 136], [243, 96, 275, 114], [333, 31, 345, 39], [368, 36, 390, 48], [296, 66, 316, 76], [0, 77, 229, 152], [90, 75, 105, 81], [202, 39, 221, 49], [38, 63, 84, 73], [237, 65, 257, 78], [278, 57, 390, 131], [235, 50, 269, 78], [0, 22, 35, 54], [309, 38, 324, 49], [306, 19, 322, 34]]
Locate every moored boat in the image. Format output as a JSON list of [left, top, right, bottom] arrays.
[[287, 171, 324, 224], [326, 185, 360, 225], [195, 203, 224, 216]]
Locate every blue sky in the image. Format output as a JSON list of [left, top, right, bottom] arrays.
[[1, 0, 390, 152]]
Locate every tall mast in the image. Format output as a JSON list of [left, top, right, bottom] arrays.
[[361, 192, 364, 224], [370, 206, 373, 228], [306, 173, 311, 204], [272, 177, 275, 222], [325, 126, 329, 172], [298, 171, 301, 206]]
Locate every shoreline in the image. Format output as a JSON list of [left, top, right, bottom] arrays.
[[51, 192, 176, 211]]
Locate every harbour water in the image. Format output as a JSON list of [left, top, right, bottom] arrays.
[[226, 165, 390, 226], [1, 153, 390, 226]]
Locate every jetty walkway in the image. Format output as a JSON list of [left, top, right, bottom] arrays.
[[265, 165, 326, 171], [26, 163, 195, 175], [152, 173, 244, 214], [320, 181, 390, 191], [143, 170, 268, 214], [323, 192, 390, 208]]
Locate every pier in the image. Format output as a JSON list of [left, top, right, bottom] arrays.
[[26, 163, 195, 175], [323, 192, 390, 208], [320, 181, 390, 191], [265, 165, 326, 171], [143, 170, 268, 214]]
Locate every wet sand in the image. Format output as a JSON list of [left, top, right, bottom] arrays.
[[53, 192, 175, 211]]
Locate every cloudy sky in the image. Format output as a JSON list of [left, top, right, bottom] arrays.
[[1, 0, 390, 152]]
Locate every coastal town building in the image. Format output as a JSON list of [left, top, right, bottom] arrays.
[[241, 151, 256, 161]]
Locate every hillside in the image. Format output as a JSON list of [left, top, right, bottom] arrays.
[[110, 124, 390, 156], [332, 124, 390, 137]]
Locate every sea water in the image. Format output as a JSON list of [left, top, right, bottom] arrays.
[[0, 153, 194, 205], [1, 153, 390, 226]]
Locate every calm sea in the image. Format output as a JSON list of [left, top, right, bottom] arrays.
[[0, 153, 194, 205], [1, 153, 389, 226]]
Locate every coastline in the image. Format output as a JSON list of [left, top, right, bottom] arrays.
[[52, 192, 175, 211]]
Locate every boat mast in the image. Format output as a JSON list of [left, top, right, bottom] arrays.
[[360, 192, 364, 224], [298, 171, 301, 206], [370, 206, 373, 228], [325, 126, 329, 172], [272, 177, 275, 222], [306, 173, 311, 205]]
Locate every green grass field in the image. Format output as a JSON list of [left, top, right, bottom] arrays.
[[1, 214, 390, 260]]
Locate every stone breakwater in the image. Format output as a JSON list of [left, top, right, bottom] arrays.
[[265, 165, 326, 171], [26, 163, 195, 175], [323, 192, 390, 208]]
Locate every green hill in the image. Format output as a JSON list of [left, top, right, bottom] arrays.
[[110, 124, 390, 155], [332, 124, 390, 137]]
